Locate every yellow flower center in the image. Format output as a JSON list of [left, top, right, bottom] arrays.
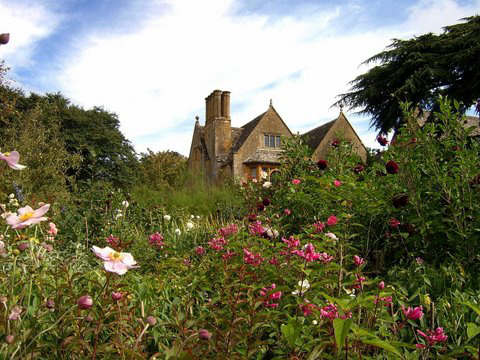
[[19, 212, 34, 221], [109, 251, 123, 261], [4, 152, 10, 156]]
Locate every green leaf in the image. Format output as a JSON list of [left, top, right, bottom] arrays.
[[281, 320, 302, 348], [467, 322, 480, 340], [362, 338, 402, 358], [333, 318, 353, 353], [461, 301, 480, 316]]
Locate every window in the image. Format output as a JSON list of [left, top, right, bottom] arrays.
[[264, 134, 282, 148], [250, 167, 257, 179]]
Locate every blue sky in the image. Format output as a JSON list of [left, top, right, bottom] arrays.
[[1, 0, 479, 155]]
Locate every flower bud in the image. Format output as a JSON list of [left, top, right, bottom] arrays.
[[146, 316, 157, 326], [77, 295, 93, 310], [5, 335, 14, 344], [46, 298, 55, 309], [0, 33, 10, 45], [111, 292, 123, 301], [198, 329, 211, 340], [12, 249, 20, 256], [17, 242, 29, 252], [378, 281, 385, 290]]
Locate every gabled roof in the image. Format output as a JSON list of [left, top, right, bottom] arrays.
[[301, 118, 336, 149], [231, 111, 266, 152]]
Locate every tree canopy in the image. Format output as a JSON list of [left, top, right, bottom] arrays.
[[335, 15, 480, 134]]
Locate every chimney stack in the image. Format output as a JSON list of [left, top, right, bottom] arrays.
[[221, 91, 230, 120]]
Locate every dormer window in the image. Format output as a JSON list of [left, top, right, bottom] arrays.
[[264, 134, 281, 148]]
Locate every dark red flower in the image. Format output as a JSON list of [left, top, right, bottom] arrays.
[[331, 139, 340, 147], [0, 33, 10, 45], [377, 135, 388, 146], [248, 214, 257, 222], [198, 329, 212, 340], [410, 138, 417, 144], [262, 198, 271, 206], [257, 203, 265, 212], [386, 161, 399, 174], [404, 223, 416, 236], [317, 159, 328, 170], [392, 194, 409, 208], [354, 165, 364, 174]]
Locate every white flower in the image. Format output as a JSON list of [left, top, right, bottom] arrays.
[[174, 228, 181, 236], [252, 178, 257, 183], [312, 320, 318, 325], [273, 229, 279, 238], [292, 279, 310, 296], [325, 232, 338, 240], [196, 215, 200, 219], [263, 181, 272, 188], [186, 221, 194, 230], [164, 215, 171, 221], [260, 171, 268, 179], [121, 200, 129, 208], [190, 215, 195, 219], [8, 194, 15, 199]]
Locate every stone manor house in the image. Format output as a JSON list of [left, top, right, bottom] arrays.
[[188, 90, 367, 183]]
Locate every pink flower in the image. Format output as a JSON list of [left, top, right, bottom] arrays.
[[389, 218, 400, 228], [260, 283, 282, 308], [378, 281, 385, 290], [198, 329, 212, 340], [292, 179, 301, 185], [249, 221, 265, 236], [313, 221, 325, 233], [402, 305, 424, 320], [47, 222, 58, 235], [6, 204, 50, 229], [77, 295, 93, 310], [0, 151, 26, 170], [416, 257, 425, 265], [111, 292, 123, 301], [222, 251, 236, 262], [325, 232, 338, 240], [318, 252, 334, 264], [373, 295, 392, 306], [8, 306, 22, 321], [417, 327, 448, 346], [333, 180, 342, 187], [282, 236, 300, 248], [208, 236, 227, 251], [326, 215, 337, 226], [218, 224, 238, 237], [106, 234, 120, 248], [92, 246, 139, 275], [353, 255, 364, 266], [195, 246, 205, 255], [243, 248, 264, 266], [148, 232, 165, 247], [354, 274, 366, 289], [284, 208, 291, 216]]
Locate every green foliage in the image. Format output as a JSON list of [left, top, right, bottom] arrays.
[[138, 149, 188, 190], [336, 15, 480, 133]]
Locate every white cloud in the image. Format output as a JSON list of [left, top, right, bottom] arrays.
[[0, 0, 61, 67], [8, 0, 480, 155]]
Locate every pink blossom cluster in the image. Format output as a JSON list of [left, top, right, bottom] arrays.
[[218, 224, 238, 237], [148, 232, 165, 248], [402, 305, 424, 320], [354, 274, 366, 289], [373, 296, 393, 306], [389, 218, 400, 228], [260, 283, 282, 308], [301, 301, 318, 316], [416, 327, 448, 348], [222, 251, 236, 262], [327, 215, 337, 226], [208, 237, 227, 251], [319, 303, 351, 320], [249, 221, 265, 236], [292, 243, 333, 263], [243, 248, 264, 266], [353, 255, 364, 266], [313, 221, 325, 233], [195, 246, 205, 255], [106, 234, 120, 248], [282, 236, 300, 248]]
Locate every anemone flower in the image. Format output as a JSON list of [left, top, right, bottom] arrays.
[[0, 151, 26, 170], [6, 204, 50, 229], [92, 246, 139, 275]]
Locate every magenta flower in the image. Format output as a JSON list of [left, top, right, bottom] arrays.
[[92, 246, 139, 275], [378, 281, 385, 290], [0, 151, 26, 170], [284, 208, 291, 215], [148, 232, 165, 248], [260, 283, 282, 308], [106, 234, 120, 248], [198, 329, 212, 340], [354, 164, 365, 174], [243, 248, 264, 266], [218, 224, 238, 237], [326, 215, 337, 226], [313, 221, 325, 233], [377, 135, 389, 146], [208, 236, 227, 251], [417, 327, 448, 347], [283, 236, 300, 248], [195, 246, 205, 255], [318, 252, 334, 264], [292, 179, 301, 185], [333, 180, 342, 187], [249, 220, 265, 236], [353, 255, 364, 266], [402, 305, 424, 320], [301, 301, 318, 316], [111, 292, 123, 301], [6, 204, 50, 229], [373, 295, 392, 306]]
